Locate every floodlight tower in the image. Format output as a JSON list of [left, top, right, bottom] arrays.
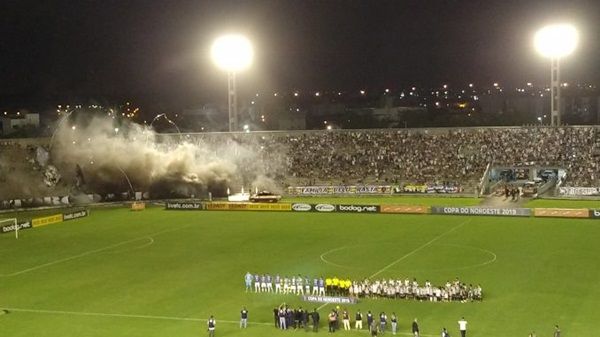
[[534, 24, 578, 126], [211, 34, 254, 132]]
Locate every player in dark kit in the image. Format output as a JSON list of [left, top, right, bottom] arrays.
[[240, 307, 248, 328], [367, 311, 374, 333], [295, 307, 304, 329], [207, 315, 216, 337], [312, 308, 320, 332], [355, 310, 363, 330], [302, 308, 309, 331], [379, 312, 387, 333], [412, 318, 419, 337]]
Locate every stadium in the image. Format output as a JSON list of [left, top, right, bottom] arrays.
[[2, 2, 600, 337], [1, 123, 600, 337]]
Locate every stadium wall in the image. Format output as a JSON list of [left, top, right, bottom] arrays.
[[164, 201, 599, 219], [0, 209, 89, 235]]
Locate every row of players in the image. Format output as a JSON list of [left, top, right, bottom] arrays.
[[244, 273, 483, 302]]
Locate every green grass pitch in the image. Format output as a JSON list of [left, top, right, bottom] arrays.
[[1, 202, 598, 337]]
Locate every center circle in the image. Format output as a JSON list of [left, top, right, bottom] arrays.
[[320, 242, 496, 273]]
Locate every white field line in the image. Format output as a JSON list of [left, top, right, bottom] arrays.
[[369, 220, 469, 279], [104, 237, 154, 254], [316, 302, 329, 311], [1, 307, 271, 326], [2, 307, 437, 335], [319, 246, 351, 269], [317, 221, 468, 312], [0, 225, 187, 277]]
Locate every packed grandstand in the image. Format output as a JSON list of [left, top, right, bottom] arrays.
[[0, 126, 599, 204]]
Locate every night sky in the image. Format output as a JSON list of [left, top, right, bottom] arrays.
[[1, 0, 599, 110]]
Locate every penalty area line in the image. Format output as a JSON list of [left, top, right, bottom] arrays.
[[0, 225, 188, 278]]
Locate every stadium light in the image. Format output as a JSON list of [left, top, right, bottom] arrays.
[[534, 24, 578, 126], [211, 34, 254, 132]]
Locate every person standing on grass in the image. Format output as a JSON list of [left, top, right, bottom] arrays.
[[554, 325, 561, 337], [312, 308, 320, 332], [342, 309, 351, 330], [367, 311, 374, 333], [279, 307, 287, 330], [412, 318, 420, 337], [207, 315, 216, 337], [379, 312, 387, 334], [305, 275, 311, 295], [313, 277, 319, 295], [458, 317, 467, 337], [244, 272, 253, 292], [319, 276, 326, 296], [260, 274, 267, 293], [355, 309, 363, 330], [370, 321, 379, 337], [328, 309, 337, 332], [441, 327, 450, 337], [302, 307, 309, 331], [391, 312, 398, 335], [240, 307, 248, 328], [266, 274, 273, 293], [275, 274, 282, 294], [273, 307, 279, 328], [254, 273, 260, 292]]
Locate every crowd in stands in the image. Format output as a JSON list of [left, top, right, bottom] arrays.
[[187, 126, 599, 190], [1, 126, 598, 200]]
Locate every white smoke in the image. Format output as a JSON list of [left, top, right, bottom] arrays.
[[47, 116, 284, 198]]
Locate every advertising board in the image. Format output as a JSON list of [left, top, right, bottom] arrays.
[[291, 203, 313, 212], [32, 214, 64, 227], [63, 209, 89, 221], [204, 202, 291, 211], [315, 204, 336, 212], [380, 205, 429, 214], [0, 221, 32, 234], [590, 209, 600, 219], [165, 202, 203, 210], [534, 208, 590, 218], [336, 204, 380, 213], [302, 295, 358, 304], [431, 206, 531, 217]]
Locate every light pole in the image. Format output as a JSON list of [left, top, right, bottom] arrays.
[[211, 34, 253, 132], [534, 24, 578, 126]]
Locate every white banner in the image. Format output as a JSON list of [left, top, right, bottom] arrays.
[[288, 185, 392, 195], [558, 187, 600, 196], [302, 295, 358, 304]]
